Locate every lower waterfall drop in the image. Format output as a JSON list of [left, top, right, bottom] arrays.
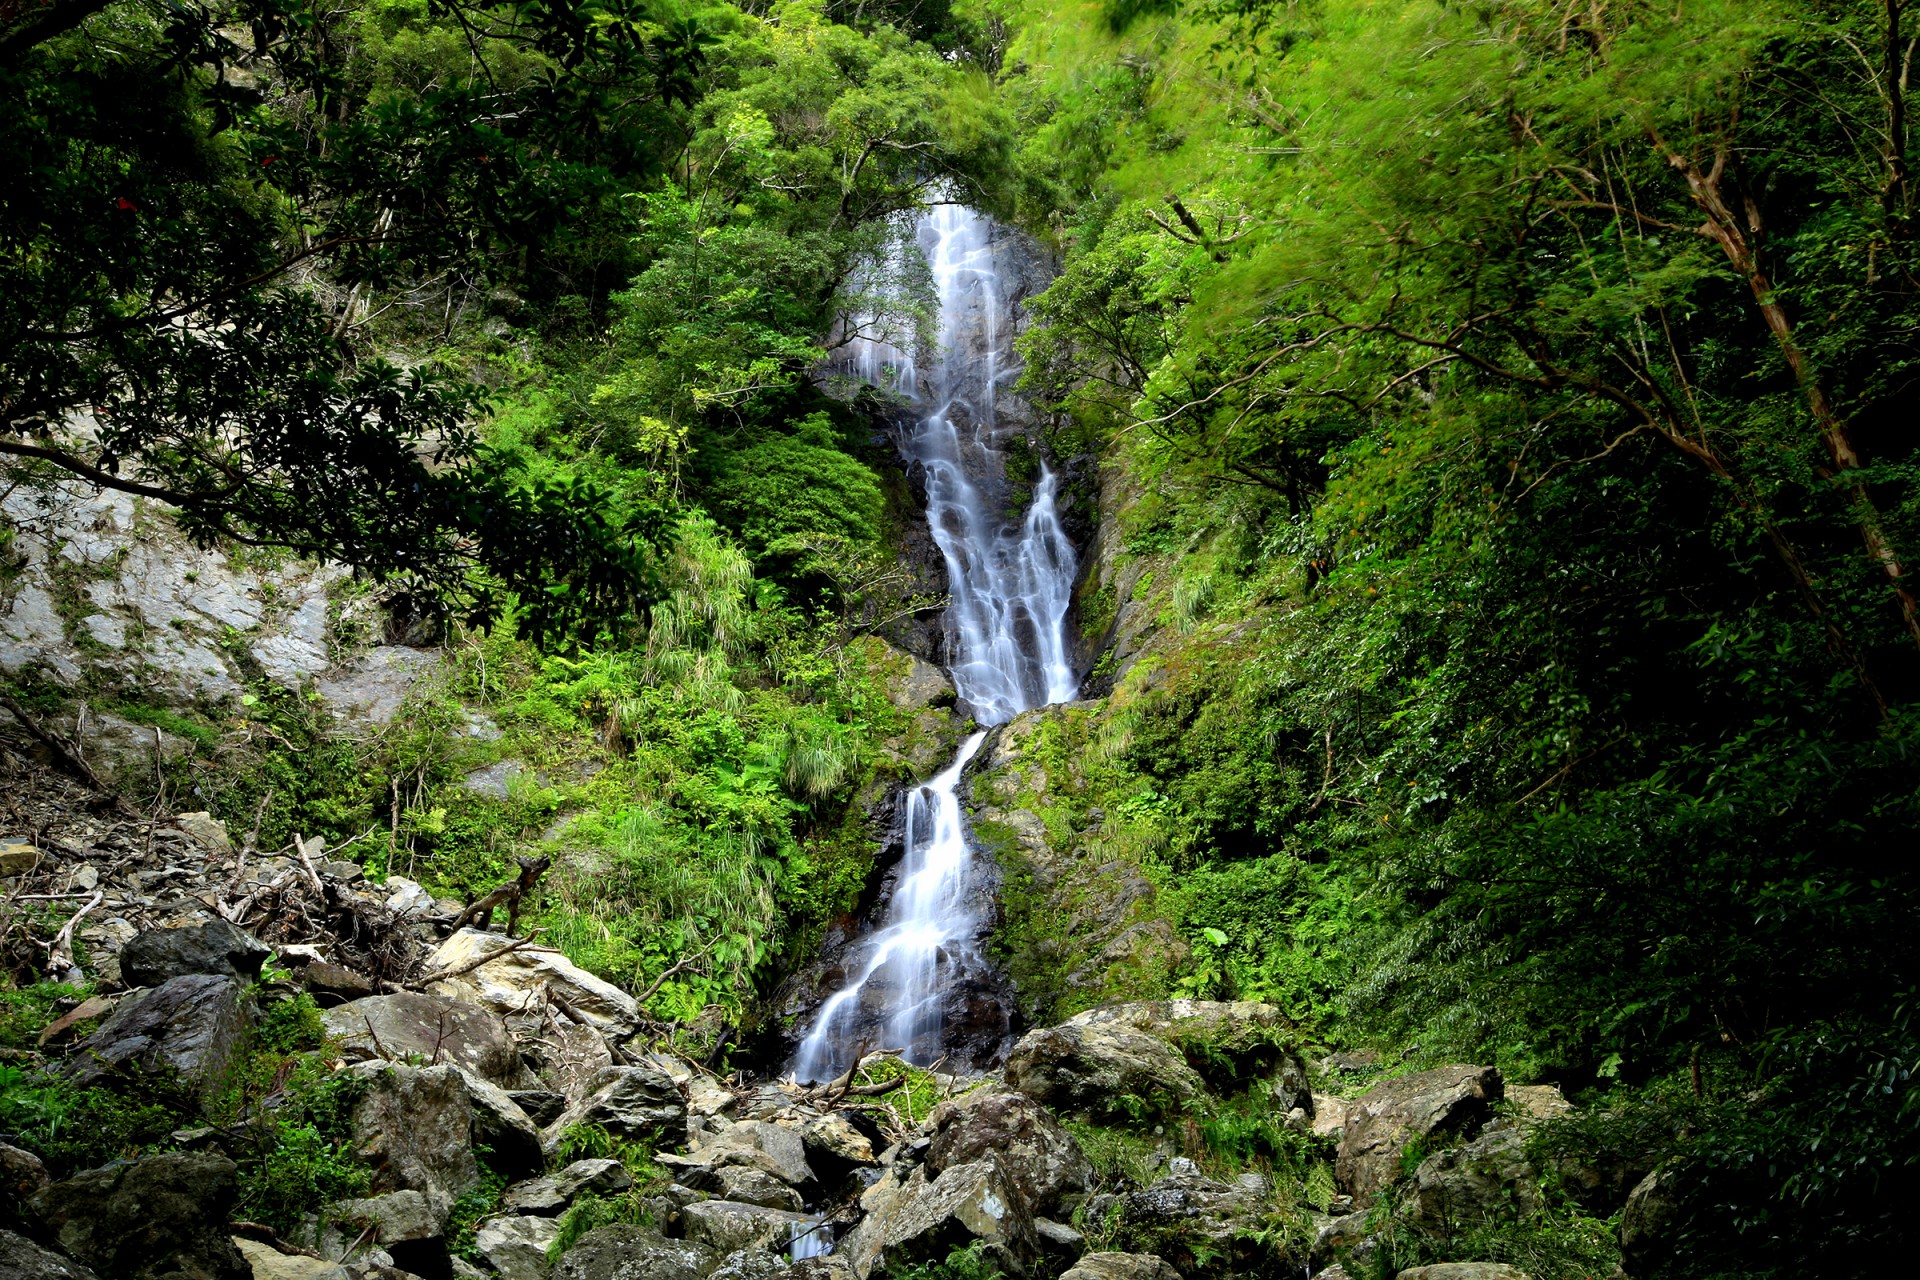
[[789, 204, 1078, 1083]]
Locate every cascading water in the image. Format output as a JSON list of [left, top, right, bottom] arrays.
[[790, 205, 1078, 1083]]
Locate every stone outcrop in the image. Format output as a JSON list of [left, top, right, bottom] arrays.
[[1060, 1254, 1184, 1280], [1087, 1172, 1280, 1279], [0, 1230, 102, 1280], [1408, 1127, 1541, 1234], [1395, 1266, 1534, 1280], [838, 1155, 1037, 1279], [552, 1224, 718, 1280], [1335, 1065, 1504, 1204]]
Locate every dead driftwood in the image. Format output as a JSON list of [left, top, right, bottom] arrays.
[[452, 854, 551, 938]]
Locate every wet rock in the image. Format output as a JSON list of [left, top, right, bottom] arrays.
[[65, 973, 250, 1099], [681, 1201, 811, 1254], [500, 1158, 633, 1216], [30, 1151, 250, 1280], [120, 920, 272, 987], [1408, 1127, 1540, 1234], [837, 1157, 1035, 1280], [1395, 1267, 1533, 1280], [343, 1062, 482, 1222], [552, 1224, 717, 1280], [544, 1064, 687, 1151], [1092, 1172, 1279, 1278], [717, 1167, 805, 1211], [1335, 1065, 1503, 1204], [321, 993, 531, 1087], [429, 928, 639, 1040], [1060, 1254, 1183, 1280], [0, 1228, 102, 1280], [925, 1089, 1091, 1216], [473, 1214, 563, 1280], [233, 1238, 352, 1279]]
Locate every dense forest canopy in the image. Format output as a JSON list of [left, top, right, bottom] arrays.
[[1, 0, 1917, 1276]]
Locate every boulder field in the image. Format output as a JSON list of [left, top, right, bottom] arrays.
[[3, 829, 1646, 1280]]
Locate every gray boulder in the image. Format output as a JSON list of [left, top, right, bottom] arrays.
[[681, 1200, 811, 1254], [1091, 1172, 1282, 1279], [544, 1064, 688, 1151], [1395, 1266, 1534, 1280], [343, 1062, 482, 1222], [320, 1189, 440, 1269], [0, 1229, 102, 1280], [1005, 1015, 1202, 1120], [65, 974, 250, 1100], [836, 1156, 1036, 1279], [552, 1224, 718, 1280], [716, 1166, 805, 1211], [801, 1112, 878, 1169], [500, 1158, 633, 1216], [1061, 1254, 1184, 1280], [29, 1151, 250, 1280], [1408, 1126, 1540, 1233], [120, 920, 271, 987], [322, 992, 533, 1087], [710, 1249, 794, 1280], [1619, 1166, 1683, 1279], [925, 1089, 1091, 1217], [473, 1214, 563, 1280], [696, 1120, 815, 1188], [1335, 1065, 1503, 1203], [231, 1238, 353, 1279], [453, 1067, 545, 1178]]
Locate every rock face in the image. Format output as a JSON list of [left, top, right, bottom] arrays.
[[1335, 1065, 1504, 1203], [0, 1229, 102, 1280], [343, 1062, 483, 1223], [552, 1224, 717, 1280], [543, 1064, 688, 1151], [428, 929, 641, 1039], [925, 1089, 1091, 1217], [30, 1152, 250, 1280], [322, 992, 532, 1087], [65, 973, 250, 1098], [119, 920, 272, 987]]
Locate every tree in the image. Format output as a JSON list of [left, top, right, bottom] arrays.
[[0, 0, 706, 639]]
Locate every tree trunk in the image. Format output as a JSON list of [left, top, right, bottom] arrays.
[[1666, 142, 1920, 653]]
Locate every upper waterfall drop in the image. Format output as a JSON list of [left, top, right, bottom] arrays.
[[789, 205, 1078, 1083]]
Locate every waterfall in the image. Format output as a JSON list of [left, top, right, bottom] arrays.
[[789, 205, 1078, 1083]]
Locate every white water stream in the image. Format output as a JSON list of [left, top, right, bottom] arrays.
[[790, 206, 1078, 1083]]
